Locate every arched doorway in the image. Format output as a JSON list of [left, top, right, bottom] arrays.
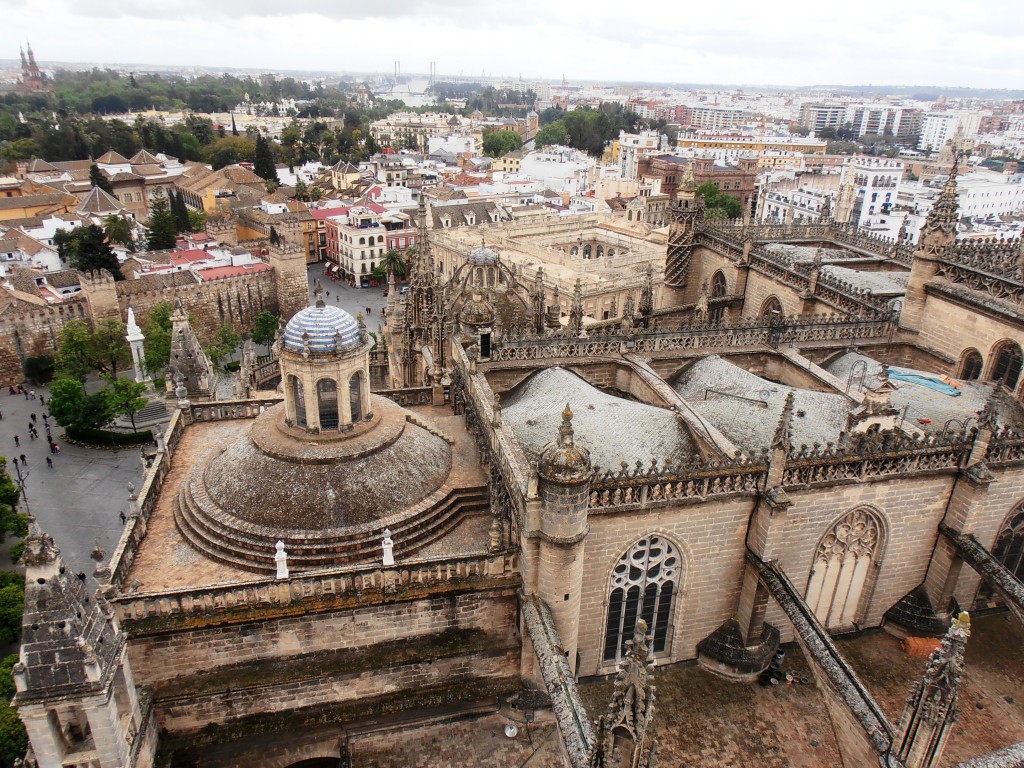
[[989, 341, 1023, 391], [804, 508, 884, 630], [317, 378, 339, 430], [291, 376, 306, 428], [959, 348, 983, 381], [603, 536, 680, 663]]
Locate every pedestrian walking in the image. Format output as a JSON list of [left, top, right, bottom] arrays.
[[119, 511, 127, 525], [19, 454, 26, 465], [46, 428, 52, 441], [39, 395, 45, 406], [13, 435, 19, 447], [49, 442, 56, 454], [29, 390, 35, 400], [22, 389, 28, 400], [53, 443, 60, 454], [45, 457, 52, 469], [42, 414, 48, 425], [30, 413, 36, 423]]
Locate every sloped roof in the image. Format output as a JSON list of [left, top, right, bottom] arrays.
[[27, 158, 58, 172], [673, 355, 852, 453], [77, 185, 125, 214], [503, 366, 696, 470], [96, 149, 130, 164], [130, 149, 162, 165]]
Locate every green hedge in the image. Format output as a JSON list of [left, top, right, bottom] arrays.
[[65, 425, 154, 446]]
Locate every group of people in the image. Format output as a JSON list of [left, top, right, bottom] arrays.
[[8, 385, 58, 470]]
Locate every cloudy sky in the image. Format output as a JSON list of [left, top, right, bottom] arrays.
[[2, 0, 1022, 89]]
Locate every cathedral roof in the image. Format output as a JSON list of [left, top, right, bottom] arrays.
[[503, 367, 696, 470], [284, 304, 362, 354]]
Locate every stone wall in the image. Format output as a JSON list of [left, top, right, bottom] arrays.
[[0, 297, 89, 385]]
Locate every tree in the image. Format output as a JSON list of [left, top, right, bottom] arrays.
[[188, 209, 207, 233], [59, 225, 124, 279], [104, 215, 134, 250], [253, 133, 279, 184], [482, 130, 523, 158], [534, 120, 568, 148], [0, 664, 27, 768], [142, 301, 173, 373], [251, 311, 280, 348], [0, 573, 24, 643], [54, 318, 130, 381], [205, 323, 242, 367], [170, 189, 191, 233], [294, 178, 309, 201], [696, 182, 742, 220], [231, 114, 239, 136], [89, 163, 115, 195], [48, 378, 112, 430], [147, 187, 178, 250], [269, 226, 281, 246], [372, 248, 406, 283], [103, 376, 148, 432]]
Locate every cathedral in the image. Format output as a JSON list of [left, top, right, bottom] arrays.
[[12, 157, 1024, 767]]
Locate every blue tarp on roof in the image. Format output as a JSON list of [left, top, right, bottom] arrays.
[[890, 369, 962, 397]]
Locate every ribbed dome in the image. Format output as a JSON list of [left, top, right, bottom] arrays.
[[284, 305, 362, 353], [468, 246, 498, 265]]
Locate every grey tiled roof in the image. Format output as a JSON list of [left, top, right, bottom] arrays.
[[825, 352, 1024, 433], [820, 265, 908, 297], [502, 367, 696, 470], [672, 355, 853, 452]]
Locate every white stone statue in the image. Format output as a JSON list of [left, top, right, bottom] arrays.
[[274, 540, 289, 579], [382, 528, 395, 567]]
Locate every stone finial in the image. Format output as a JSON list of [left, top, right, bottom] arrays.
[[538, 402, 592, 483], [977, 393, 998, 432], [559, 403, 575, 447], [314, 279, 325, 308], [771, 391, 795, 453], [274, 540, 289, 579], [382, 528, 395, 566], [126, 306, 142, 336]]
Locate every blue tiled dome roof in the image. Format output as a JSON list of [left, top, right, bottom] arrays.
[[468, 246, 498, 265], [284, 305, 362, 353]]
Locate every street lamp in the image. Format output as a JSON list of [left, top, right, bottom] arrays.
[[10, 457, 29, 514]]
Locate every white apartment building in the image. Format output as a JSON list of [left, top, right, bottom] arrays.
[[840, 156, 904, 228], [519, 146, 596, 195], [334, 206, 389, 280], [688, 105, 747, 131], [918, 111, 984, 152], [799, 103, 846, 133], [617, 130, 664, 180], [845, 104, 904, 137]]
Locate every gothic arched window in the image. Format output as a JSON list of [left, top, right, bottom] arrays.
[[603, 536, 680, 663], [583, 244, 592, 259], [597, 245, 604, 258], [805, 508, 884, 630], [711, 271, 728, 298], [759, 296, 783, 317], [959, 349, 983, 381], [990, 503, 1024, 587], [990, 341, 1023, 391]]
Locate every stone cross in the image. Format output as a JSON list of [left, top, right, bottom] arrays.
[[382, 528, 395, 566], [274, 540, 289, 579]]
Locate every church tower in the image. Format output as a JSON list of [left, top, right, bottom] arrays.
[[13, 522, 155, 768], [664, 164, 704, 292]]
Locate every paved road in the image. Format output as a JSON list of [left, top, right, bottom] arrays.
[[0, 386, 143, 577], [307, 262, 391, 337]]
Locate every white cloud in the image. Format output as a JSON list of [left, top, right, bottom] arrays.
[[1, 0, 1022, 88]]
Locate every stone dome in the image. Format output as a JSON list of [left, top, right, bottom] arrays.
[[538, 404, 592, 484], [468, 245, 498, 265], [284, 304, 362, 354], [460, 293, 494, 327], [175, 396, 456, 572]]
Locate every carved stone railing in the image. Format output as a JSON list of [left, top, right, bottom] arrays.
[[190, 398, 282, 422], [588, 457, 766, 511], [374, 386, 435, 407], [781, 434, 970, 488], [488, 313, 894, 363], [986, 428, 1024, 466], [253, 354, 279, 386], [111, 551, 518, 630], [948, 237, 1023, 281], [935, 259, 1024, 305], [815, 269, 893, 314]]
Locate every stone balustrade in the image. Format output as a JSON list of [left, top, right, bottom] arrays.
[[111, 551, 518, 629]]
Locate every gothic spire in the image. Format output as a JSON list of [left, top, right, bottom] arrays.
[[638, 264, 654, 318], [772, 391, 795, 452], [569, 277, 584, 335]]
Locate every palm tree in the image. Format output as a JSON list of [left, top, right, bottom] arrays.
[[380, 248, 406, 281]]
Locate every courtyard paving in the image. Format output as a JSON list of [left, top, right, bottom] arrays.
[[0, 384, 144, 577]]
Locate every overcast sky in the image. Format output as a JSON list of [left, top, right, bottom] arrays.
[[2, 0, 1022, 89]]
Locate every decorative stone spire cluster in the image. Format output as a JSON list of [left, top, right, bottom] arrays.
[[537, 403, 592, 483], [569, 278, 584, 336], [896, 612, 971, 768], [590, 619, 658, 768], [920, 152, 961, 250], [771, 391, 795, 453], [638, 264, 654, 321]]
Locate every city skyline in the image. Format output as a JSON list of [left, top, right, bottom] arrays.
[[1, 0, 1022, 90]]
